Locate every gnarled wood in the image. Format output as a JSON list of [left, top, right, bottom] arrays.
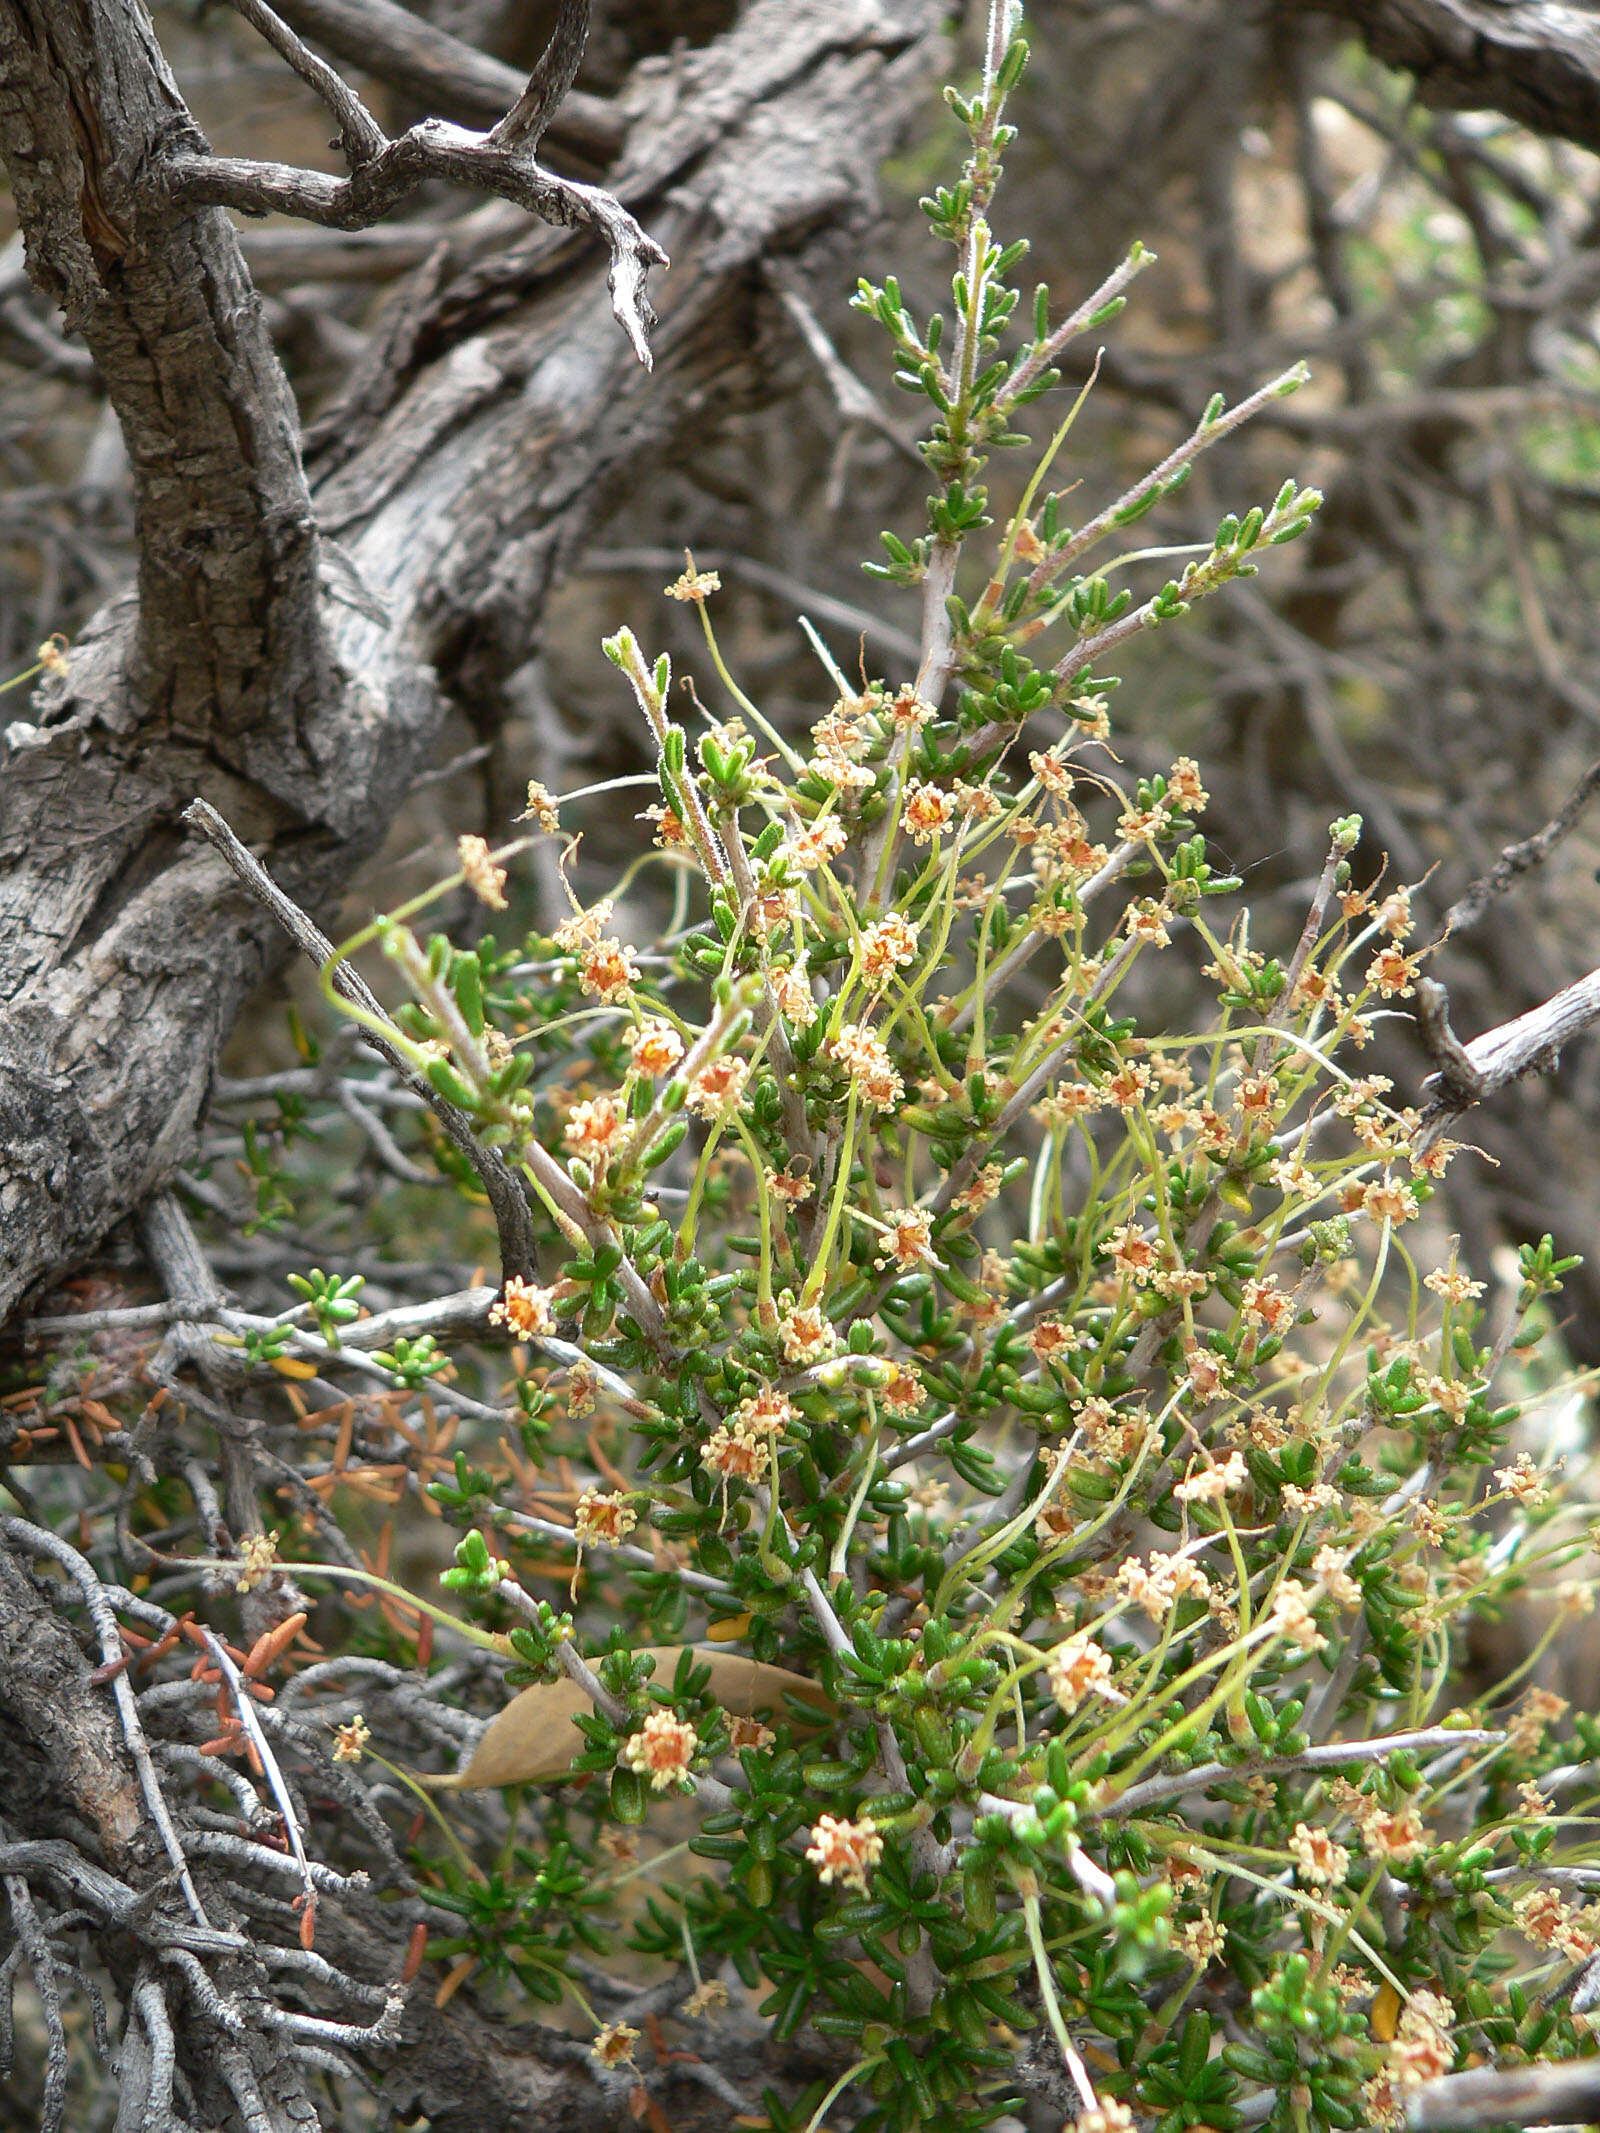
[[1302, 0, 1600, 152], [0, 0, 948, 1318]]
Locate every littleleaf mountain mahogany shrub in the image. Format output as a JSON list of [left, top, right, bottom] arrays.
[[245, 13, 1600, 2132]]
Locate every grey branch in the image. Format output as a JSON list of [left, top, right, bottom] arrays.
[[0, 0, 949, 1389], [1086, 1725, 1503, 1819], [1418, 964, 1600, 1132], [196, 0, 654, 364], [226, 0, 386, 164], [161, 123, 665, 370], [1435, 750, 1600, 943], [1298, 0, 1600, 158], [183, 800, 538, 1286], [488, 0, 591, 153], [1409, 2059, 1600, 2130], [270, 0, 623, 158]]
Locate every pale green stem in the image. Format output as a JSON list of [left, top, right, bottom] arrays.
[[801, 1087, 860, 1307], [828, 1401, 883, 1585]]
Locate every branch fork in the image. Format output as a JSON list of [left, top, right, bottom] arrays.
[[180, 0, 666, 366]]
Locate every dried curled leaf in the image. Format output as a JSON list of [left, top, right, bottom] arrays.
[[426, 1647, 833, 1789]]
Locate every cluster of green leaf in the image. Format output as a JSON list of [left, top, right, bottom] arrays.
[[192, 12, 1600, 2131]]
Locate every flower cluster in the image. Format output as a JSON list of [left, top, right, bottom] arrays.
[[269, 26, 1596, 2133]]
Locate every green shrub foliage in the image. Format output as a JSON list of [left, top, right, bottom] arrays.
[[155, 10, 1600, 2129]]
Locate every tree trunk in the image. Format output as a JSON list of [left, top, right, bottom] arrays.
[[0, 0, 948, 1318]]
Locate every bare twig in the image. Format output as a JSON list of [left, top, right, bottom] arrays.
[[183, 800, 538, 1285], [1414, 978, 1488, 1109], [225, 0, 385, 165], [1417, 964, 1600, 1136], [1088, 1725, 1503, 1818], [1436, 751, 1600, 943], [765, 266, 925, 466], [488, 0, 590, 154], [17, 1301, 216, 1340], [1408, 2059, 1600, 2130], [2, 1870, 67, 2133], [1, 1520, 211, 1929], [159, 123, 665, 369], [192, 1627, 321, 1924], [271, 0, 624, 158]]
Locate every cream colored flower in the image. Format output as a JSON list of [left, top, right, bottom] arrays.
[[1106, 1222, 1160, 1283], [1311, 1546, 1361, 1609], [1366, 946, 1418, 998], [778, 1301, 834, 1366], [770, 963, 819, 1029], [827, 1023, 904, 1110], [902, 782, 956, 842], [1047, 1632, 1122, 1713], [574, 1489, 637, 1548], [789, 818, 847, 870], [701, 1421, 772, 1488], [860, 914, 919, 985], [1389, 1991, 1454, 2089], [619, 1711, 699, 1793], [234, 1531, 279, 1594], [1176, 1915, 1226, 1967], [457, 834, 508, 910], [686, 1055, 750, 1119], [563, 1096, 625, 1164], [518, 781, 560, 832], [1362, 1176, 1418, 1225], [555, 898, 614, 952], [489, 1276, 558, 1339], [876, 1207, 935, 1271], [805, 1813, 884, 1893], [735, 1385, 793, 1433], [578, 939, 640, 1004], [331, 1713, 371, 1764], [590, 2021, 640, 2068], [629, 1018, 684, 1076], [1267, 1577, 1325, 1651], [1289, 1821, 1349, 1887], [1495, 1451, 1549, 1507], [1174, 1451, 1248, 1505], [665, 563, 721, 603], [1425, 1257, 1485, 1305]]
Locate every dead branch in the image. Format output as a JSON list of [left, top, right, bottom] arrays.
[[1436, 752, 1600, 943], [270, 0, 624, 159], [183, 799, 538, 1283], [1408, 2057, 1600, 2129], [174, 1, 664, 368], [1417, 966, 1600, 1131], [1300, 0, 1600, 156]]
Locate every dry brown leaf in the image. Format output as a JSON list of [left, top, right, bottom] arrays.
[[424, 1646, 833, 1790]]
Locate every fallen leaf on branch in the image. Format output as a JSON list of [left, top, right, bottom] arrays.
[[426, 1647, 834, 1788]]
